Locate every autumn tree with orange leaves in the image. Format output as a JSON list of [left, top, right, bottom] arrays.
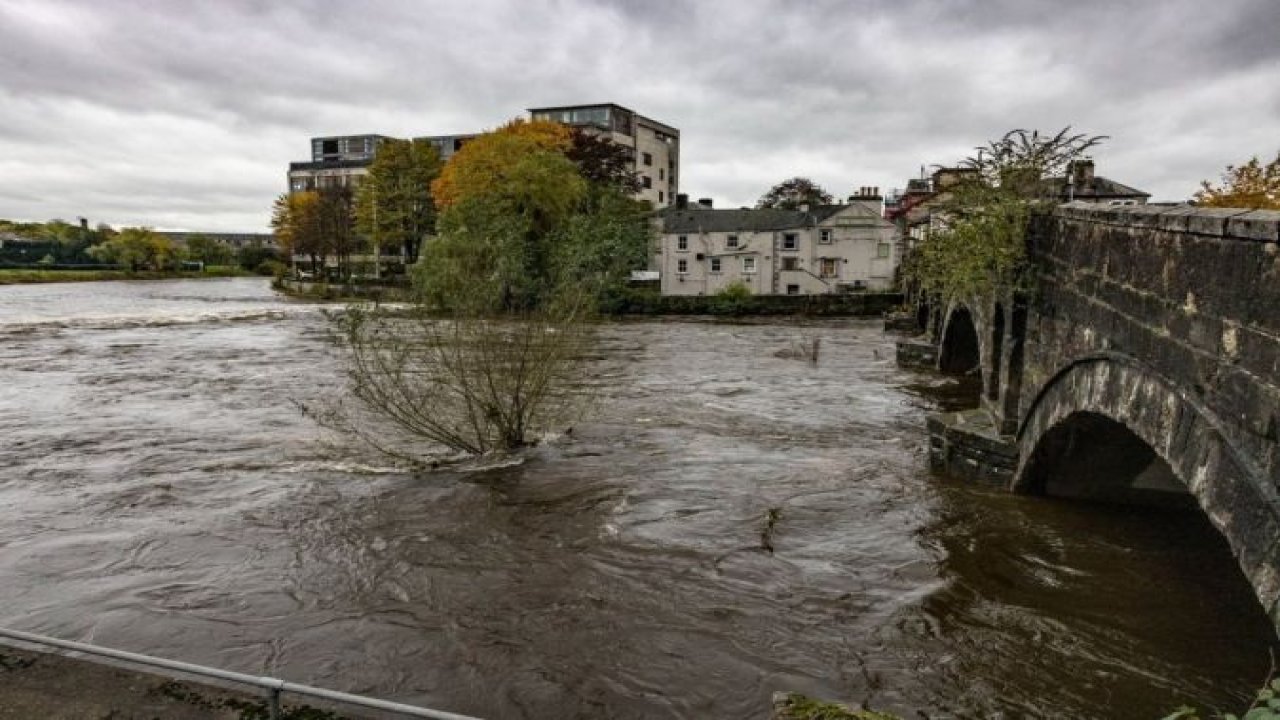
[[1194, 152, 1280, 209]]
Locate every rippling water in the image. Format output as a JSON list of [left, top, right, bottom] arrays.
[[0, 278, 1274, 719]]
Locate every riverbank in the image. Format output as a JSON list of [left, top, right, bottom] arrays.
[[274, 278, 904, 316], [0, 644, 362, 719], [0, 267, 258, 285]]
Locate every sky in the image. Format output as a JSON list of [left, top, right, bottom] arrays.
[[1, 0, 1278, 232]]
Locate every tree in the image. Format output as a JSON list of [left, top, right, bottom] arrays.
[[271, 191, 323, 272], [425, 118, 588, 309], [566, 128, 640, 193], [756, 177, 835, 210], [909, 127, 1106, 308], [1194, 152, 1280, 209], [316, 290, 593, 459], [87, 227, 175, 271], [318, 186, 361, 278], [313, 119, 638, 460], [354, 138, 443, 266], [431, 118, 578, 214], [549, 185, 653, 303], [184, 234, 233, 266]]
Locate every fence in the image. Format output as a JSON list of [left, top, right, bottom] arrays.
[[0, 627, 482, 720]]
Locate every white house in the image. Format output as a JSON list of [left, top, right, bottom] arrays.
[[656, 193, 898, 296]]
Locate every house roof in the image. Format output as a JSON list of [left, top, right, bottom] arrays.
[[658, 204, 860, 234], [1044, 175, 1151, 199]]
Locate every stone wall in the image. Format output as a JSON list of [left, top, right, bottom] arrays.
[[1019, 203, 1280, 486], [1013, 203, 1280, 621]]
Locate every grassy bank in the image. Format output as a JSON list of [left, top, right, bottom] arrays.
[[0, 267, 256, 285]]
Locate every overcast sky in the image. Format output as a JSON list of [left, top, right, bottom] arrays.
[[1, 0, 1277, 232]]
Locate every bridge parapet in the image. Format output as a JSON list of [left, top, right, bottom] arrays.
[[1019, 203, 1280, 484]]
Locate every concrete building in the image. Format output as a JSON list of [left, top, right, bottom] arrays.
[[529, 103, 679, 207], [656, 191, 897, 296], [286, 103, 680, 208], [156, 232, 278, 251], [415, 133, 478, 164], [287, 134, 394, 193]]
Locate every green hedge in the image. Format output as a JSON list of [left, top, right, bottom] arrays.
[[598, 287, 903, 317]]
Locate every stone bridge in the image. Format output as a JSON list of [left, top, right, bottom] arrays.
[[906, 202, 1280, 625]]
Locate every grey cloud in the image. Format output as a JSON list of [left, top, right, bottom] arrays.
[[0, 0, 1277, 230]]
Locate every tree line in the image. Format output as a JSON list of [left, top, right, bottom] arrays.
[[271, 120, 653, 302], [0, 219, 278, 272]]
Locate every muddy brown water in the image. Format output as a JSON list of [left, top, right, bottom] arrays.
[[0, 278, 1274, 719]]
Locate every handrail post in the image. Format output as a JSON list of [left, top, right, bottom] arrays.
[[260, 676, 286, 720]]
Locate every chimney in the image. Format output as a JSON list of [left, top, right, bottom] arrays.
[[1072, 158, 1095, 185], [698, 197, 713, 209], [79, 217, 89, 231], [675, 193, 689, 210]]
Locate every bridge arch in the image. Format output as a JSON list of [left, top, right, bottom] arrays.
[[1014, 352, 1280, 622], [938, 306, 980, 375]]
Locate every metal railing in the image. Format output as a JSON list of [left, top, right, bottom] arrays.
[[0, 627, 483, 720]]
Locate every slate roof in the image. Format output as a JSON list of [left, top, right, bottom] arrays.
[[1043, 175, 1150, 200], [658, 204, 853, 234]]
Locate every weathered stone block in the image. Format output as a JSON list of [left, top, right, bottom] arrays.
[[1226, 210, 1280, 243], [896, 339, 937, 370], [1157, 205, 1200, 233], [1123, 204, 1176, 229], [1187, 208, 1252, 237]]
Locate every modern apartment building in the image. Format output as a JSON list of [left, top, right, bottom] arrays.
[[287, 134, 393, 192], [656, 190, 898, 296], [529, 103, 680, 207], [285, 103, 680, 207]]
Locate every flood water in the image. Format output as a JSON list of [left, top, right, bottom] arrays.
[[0, 278, 1274, 719]]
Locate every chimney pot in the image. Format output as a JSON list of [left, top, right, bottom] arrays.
[[675, 193, 689, 210]]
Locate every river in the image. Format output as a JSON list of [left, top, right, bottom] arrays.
[[0, 277, 1274, 719]]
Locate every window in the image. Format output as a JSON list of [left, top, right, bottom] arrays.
[[659, 168, 665, 180], [820, 258, 837, 278], [677, 258, 688, 274], [726, 235, 739, 249], [783, 233, 798, 250], [642, 176, 652, 189], [742, 257, 757, 274], [658, 191, 664, 203], [786, 284, 801, 295], [877, 243, 891, 258], [782, 257, 799, 271], [710, 257, 721, 273], [642, 152, 653, 166], [677, 235, 688, 251], [819, 229, 833, 244]]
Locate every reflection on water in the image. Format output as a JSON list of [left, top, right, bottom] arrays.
[[0, 278, 1273, 719]]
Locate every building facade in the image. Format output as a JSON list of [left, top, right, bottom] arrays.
[[285, 103, 680, 207], [287, 134, 393, 192], [657, 192, 897, 296], [529, 103, 680, 207]]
